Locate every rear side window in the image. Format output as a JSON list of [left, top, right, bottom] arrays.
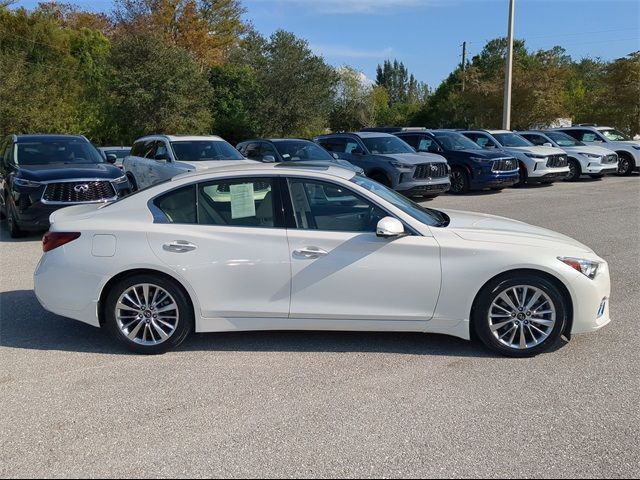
[[522, 134, 546, 146], [154, 185, 197, 224], [464, 133, 494, 148]]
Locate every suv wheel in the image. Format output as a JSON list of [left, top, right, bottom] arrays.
[[473, 274, 567, 357], [104, 274, 194, 354], [564, 158, 581, 181], [127, 173, 139, 192], [7, 207, 25, 238], [449, 168, 469, 194], [514, 163, 528, 186], [617, 154, 634, 176]]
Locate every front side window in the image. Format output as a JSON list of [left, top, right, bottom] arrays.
[[170, 140, 245, 162], [599, 129, 630, 141], [317, 138, 347, 153], [464, 133, 495, 148], [198, 177, 275, 228], [288, 178, 386, 232], [15, 138, 105, 165], [361, 136, 414, 155], [521, 134, 547, 146], [432, 132, 479, 151], [546, 132, 583, 147], [492, 133, 532, 148]]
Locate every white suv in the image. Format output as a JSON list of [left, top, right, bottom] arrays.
[[554, 125, 640, 176], [461, 130, 570, 185], [123, 135, 254, 190], [519, 130, 618, 182]]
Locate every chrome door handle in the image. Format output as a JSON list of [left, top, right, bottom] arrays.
[[293, 246, 328, 259], [163, 240, 197, 253]]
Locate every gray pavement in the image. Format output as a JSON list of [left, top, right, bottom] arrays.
[[1, 174, 639, 478]]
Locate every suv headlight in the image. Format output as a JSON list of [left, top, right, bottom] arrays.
[[524, 153, 547, 160], [112, 175, 128, 185], [558, 257, 601, 279], [390, 161, 414, 169], [13, 178, 42, 188], [580, 152, 602, 159]]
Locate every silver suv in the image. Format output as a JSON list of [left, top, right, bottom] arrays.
[[553, 125, 640, 176], [314, 132, 450, 198]]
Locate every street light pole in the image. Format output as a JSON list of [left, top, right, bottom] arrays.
[[502, 0, 515, 130]]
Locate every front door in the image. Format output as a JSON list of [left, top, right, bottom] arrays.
[[284, 177, 441, 321], [147, 176, 291, 319]]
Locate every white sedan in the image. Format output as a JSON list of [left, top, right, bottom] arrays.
[[34, 163, 611, 357]]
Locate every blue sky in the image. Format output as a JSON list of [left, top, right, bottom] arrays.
[[12, 0, 640, 88]]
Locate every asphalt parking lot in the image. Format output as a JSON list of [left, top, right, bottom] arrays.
[[1, 174, 639, 478]]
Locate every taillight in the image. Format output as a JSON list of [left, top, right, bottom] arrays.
[[42, 232, 81, 252]]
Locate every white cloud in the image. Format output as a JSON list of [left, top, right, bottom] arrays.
[[312, 44, 394, 59], [258, 0, 444, 15]]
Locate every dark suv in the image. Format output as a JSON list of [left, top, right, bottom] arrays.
[[0, 134, 129, 237], [314, 132, 450, 198], [236, 138, 363, 174], [393, 129, 519, 193]]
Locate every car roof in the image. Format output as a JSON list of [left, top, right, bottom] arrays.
[[486, 130, 512, 134], [15, 134, 87, 142], [315, 132, 397, 140], [172, 161, 356, 182], [100, 146, 131, 150], [135, 134, 225, 142]]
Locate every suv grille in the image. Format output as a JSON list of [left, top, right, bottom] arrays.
[[414, 163, 448, 179], [546, 154, 568, 168], [492, 158, 518, 171], [42, 180, 116, 204]]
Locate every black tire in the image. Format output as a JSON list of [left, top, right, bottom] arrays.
[[616, 153, 634, 176], [589, 173, 604, 179], [7, 206, 25, 238], [104, 273, 194, 354], [449, 167, 470, 194], [514, 162, 528, 186], [564, 158, 581, 182], [472, 273, 567, 358], [370, 172, 391, 187], [126, 173, 139, 192]]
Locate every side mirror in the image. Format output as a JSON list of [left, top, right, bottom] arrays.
[[543, 142, 553, 147], [106, 154, 118, 164], [376, 217, 406, 238], [262, 155, 276, 163], [332, 152, 341, 160]]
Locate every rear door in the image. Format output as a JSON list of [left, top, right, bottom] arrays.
[[284, 176, 441, 322]]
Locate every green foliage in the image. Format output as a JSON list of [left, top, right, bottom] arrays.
[[329, 66, 377, 132]]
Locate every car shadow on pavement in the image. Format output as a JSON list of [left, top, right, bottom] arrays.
[[0, 289, 495, 358]]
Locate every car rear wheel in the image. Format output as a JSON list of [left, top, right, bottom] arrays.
[[105, 274, 193, 354], [564, 158, 581, 181], [617, 154, 634, 176], [473, 274, 567, 357], [449, 168, 469, 194]]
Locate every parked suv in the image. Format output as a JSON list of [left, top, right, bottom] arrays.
[[393, 129, 519, 194], [519, 130, 618, 181], [123, 135, 254, 190], [461, 130, 569, 185], [236, 138, 363, 174], [0, 134, 128, 237], [314, 132, 450, 197], [553, 125, 640, 176]]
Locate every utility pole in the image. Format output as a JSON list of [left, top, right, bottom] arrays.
[[502, 0, 515, 130], [461, 41, 467, 91]]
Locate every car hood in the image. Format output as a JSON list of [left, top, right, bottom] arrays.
[[382, 152, 447, 164], [502, 145, 564, 156], [179, 159, 257, 170], [441, 209, 592, 253], [560, 145, 617, 156], [18, 163, 122, 181]]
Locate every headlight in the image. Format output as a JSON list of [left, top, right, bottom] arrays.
[[558, 257, 601, 279], [112, 175, 128, 185], [13, 178, 42, 188], [580, 152, 602, 159], [524, 153, 547, 160], [390, 161, 414, 169]]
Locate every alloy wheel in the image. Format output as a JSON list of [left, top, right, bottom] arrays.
[[450, 170, 465, 193], [115, 283, 179, 345], [618, 157, 630, 175], [488, 285, 556, 350]]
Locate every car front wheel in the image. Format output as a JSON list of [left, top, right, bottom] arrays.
[[617, 154, 634, 176], [473, 274, 567, 357], [105, 274, 193, 354], [449, 168, 469, 194]]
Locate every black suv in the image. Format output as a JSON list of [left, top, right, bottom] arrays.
[[0, 134, 129, 237], [236, 138, 363, 174], [392, 129, 520, 194]]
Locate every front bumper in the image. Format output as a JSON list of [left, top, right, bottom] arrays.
[[565, 261, 612, 335], [396, 178, 451, 196], [530, 171, 569, 182], [584, 163, 618, 174]]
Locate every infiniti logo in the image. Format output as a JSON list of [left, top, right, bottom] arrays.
[[74, 184, 90, 193]]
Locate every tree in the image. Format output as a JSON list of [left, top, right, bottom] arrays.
[[104, 33, 212, 143], [329, 66, 377, 132]]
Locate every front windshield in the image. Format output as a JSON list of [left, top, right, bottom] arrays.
[[493, 133, 533, 148], [171, 140, 245, 162], [362, 136, 415, 155], [600, 129, 630, 141], [15, 138, 105, 165], [546, 132, 583, 147], [432, 131, 481, 151], [274, 141, 333, 161], [351, 175, 447, 227]]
